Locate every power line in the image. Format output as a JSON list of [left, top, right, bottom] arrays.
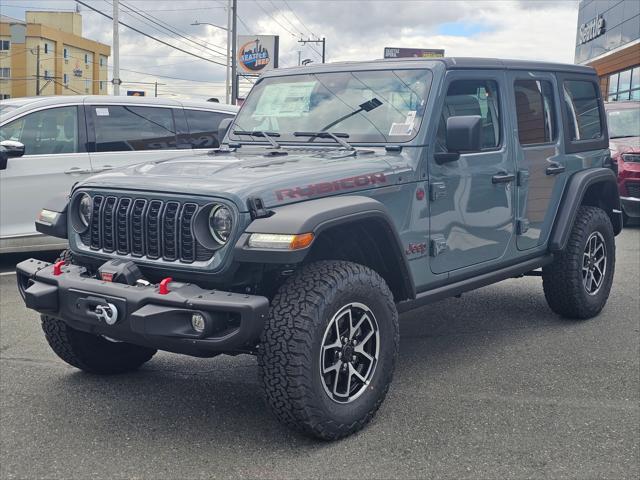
[[115, 0, 229, 58], [282, 0, 317, 37], [252, 0, 298, 38], [75, 0, 228, 67], [266, 0, 304, 36]]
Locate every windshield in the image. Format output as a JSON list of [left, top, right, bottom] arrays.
[[607, 105, 640, 138], [231, 69, 432, 144]]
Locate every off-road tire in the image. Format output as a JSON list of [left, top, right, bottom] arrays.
[[41, 315, 156, 374], [543, 206, 615, 319], [258, 260, 399, 440]]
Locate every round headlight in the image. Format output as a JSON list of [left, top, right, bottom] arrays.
[[208, 204, 233, 244], [79, 193, 92, 227]]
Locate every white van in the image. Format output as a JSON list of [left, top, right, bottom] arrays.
[[0, 96, 237, 253]]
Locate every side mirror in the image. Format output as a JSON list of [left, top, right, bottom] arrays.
[[217, 117, 234, 146], [0, 140, 26, 158], [435, 115, 483, 164]]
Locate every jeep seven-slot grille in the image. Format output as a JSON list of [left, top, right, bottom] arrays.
[[82, 195, 213, 263]]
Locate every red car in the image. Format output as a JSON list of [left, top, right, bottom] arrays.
[[605, 100, 640, 223]]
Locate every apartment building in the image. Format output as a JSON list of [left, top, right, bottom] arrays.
[[0, 11, 110, 99]]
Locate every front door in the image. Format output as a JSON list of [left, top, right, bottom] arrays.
[[428, 72, 515, 275], [0, 105, 91, 239]]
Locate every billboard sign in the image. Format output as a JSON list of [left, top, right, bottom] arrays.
[[383, 47, 445, 59], [237, 35, 279, 74]]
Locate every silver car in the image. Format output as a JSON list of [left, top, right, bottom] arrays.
[[0, 96, 237, 253]]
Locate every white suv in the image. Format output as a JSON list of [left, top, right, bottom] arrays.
[[0, 96, 237, 253]]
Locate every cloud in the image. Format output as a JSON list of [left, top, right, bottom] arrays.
[[2, 0, 581, 100]]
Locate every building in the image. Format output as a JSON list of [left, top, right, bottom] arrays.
[[0, 12, 110, 99], [575, 0, 640, 101]]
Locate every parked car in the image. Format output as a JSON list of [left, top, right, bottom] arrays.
[[605, 100, 640, 223], [17, 58, 621, 440], [0, 96, 237, 253]]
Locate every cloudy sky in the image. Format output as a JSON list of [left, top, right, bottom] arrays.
[[2, 0, 582, 99]]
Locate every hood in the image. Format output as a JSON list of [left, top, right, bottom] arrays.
[[609, 136, 640, 155], [79, 147, 415, 211]]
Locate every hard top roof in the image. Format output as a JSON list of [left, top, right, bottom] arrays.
[[262, 57, 595, 77]]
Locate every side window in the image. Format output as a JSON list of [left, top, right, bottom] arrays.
[[514, 79, 557, 145], [184, 109, 230, 149], [563, 80, 602, 141], [0, 106, 78, 155], [436, 79, 501, 151], [92, 106, 177, 151]]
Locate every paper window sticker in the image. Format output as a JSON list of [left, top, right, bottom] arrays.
[[95, 108, 109, 116]]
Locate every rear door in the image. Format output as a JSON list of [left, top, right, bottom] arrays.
[[0, 104, 90, 238], [508, 71, 565, 250], [86, 103, 187, 173], [428, 71, 516, 274]]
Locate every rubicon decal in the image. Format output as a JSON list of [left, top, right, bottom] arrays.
[[275, 172, 387, 201]]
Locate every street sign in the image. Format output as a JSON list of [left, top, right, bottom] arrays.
[[127, 90, 145, 96], [383, 48, 445, 59], [237, 35, 279, 74]]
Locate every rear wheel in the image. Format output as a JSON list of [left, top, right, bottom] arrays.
[[258, 260, 399, 440], [41, 315, 156, 374], [543, 206, 615, 319]]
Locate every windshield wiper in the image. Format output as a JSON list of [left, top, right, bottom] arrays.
[[319, 98, 383, 132], [233, 130, 281, 148], [294, 131, 355, 150]]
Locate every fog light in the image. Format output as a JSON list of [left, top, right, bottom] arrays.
[[191, 313, 206, 333]]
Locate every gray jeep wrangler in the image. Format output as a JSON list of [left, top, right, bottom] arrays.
[[17, 58, 622, 440]]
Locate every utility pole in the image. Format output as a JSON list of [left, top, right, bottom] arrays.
[[154, 81, 158, 97], [112, 0, 121, 95], [35, 45, 40, 95], [231, 0, 238, 105], [298, 37, 326, 63]]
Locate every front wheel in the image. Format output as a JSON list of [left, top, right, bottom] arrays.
[[543, 206, 615, 319], [258, 261, 399, 440]]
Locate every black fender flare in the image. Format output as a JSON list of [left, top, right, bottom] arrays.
[[549, 168, 622, 252], [234, 195, 415, 298]]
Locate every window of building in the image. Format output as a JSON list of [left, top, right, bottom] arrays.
[[99, 57, 105, 67], [514, 80, 557, 145], [183, 109, 233, 149], [563, 80, 603, 141], [0, 40, 10, 51], [608, 66, 640, 101], [92, 106, 177, 151], [0, 94, 10, 100], [43, 43, 49, 54], [63, 73, 68, 85], [84, 53, 89, 65], [0, 67, 10, 78], [0, 106, 79, 155], [63, 48, 69, 60], [436, 79, 501, 151], [43, 70, 51, 80], [85, 79, 91, 92]]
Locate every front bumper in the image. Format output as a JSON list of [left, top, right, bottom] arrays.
[[16, 259, 269, 357], [620, 196, 640, 218]]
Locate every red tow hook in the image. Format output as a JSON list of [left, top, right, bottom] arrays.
[[158, 277, 173, 295], [52, 260, 66, 276]]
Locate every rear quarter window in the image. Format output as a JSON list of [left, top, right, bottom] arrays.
[[563, 80, 603, 141]]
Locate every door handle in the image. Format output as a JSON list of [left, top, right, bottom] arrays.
[[492, 172, 515, 184], [546, 163, 566, 175], [64, 167, 91, 175]]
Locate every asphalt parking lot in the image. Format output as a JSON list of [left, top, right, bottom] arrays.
[[1, 228, 638, 480]]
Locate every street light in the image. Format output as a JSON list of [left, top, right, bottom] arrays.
[[191, 20, 231, 104]]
